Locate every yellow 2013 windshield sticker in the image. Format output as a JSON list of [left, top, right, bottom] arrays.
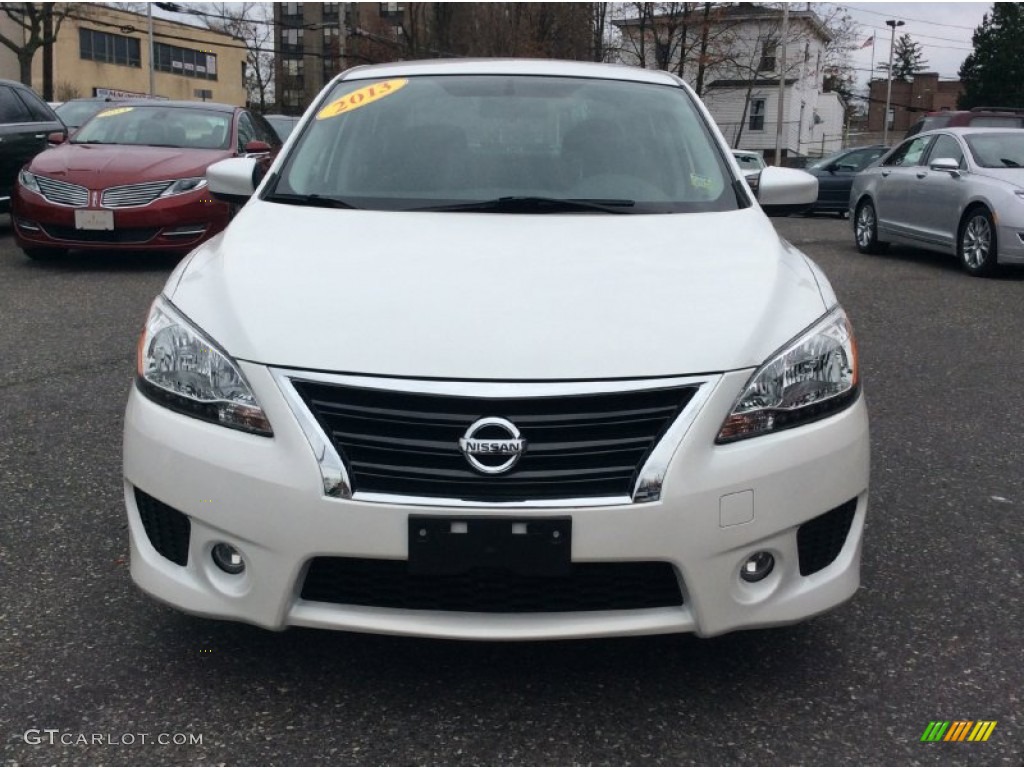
[[96, 107, 134, 118], [317, 79, 409, 120]]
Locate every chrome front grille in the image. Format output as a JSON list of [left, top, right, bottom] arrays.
[[35, 176, 89, 207], [288, 378, 702, 504], [101, 181, 173, 208]]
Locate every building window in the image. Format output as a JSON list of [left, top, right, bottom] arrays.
[[758, 40, 777, 72], [323, 57, 341, 80], [323, 3, 339, 20], [323, 24, 340, 51], [282, 88, 305, 109], [154, 42, 218, 80], [283, 3, 302, 17], [282, 28, 304, 52], [749, 98, 766, 131], [79, 28, 141, 67], [282, 57, 304, 78], [379, 2, 404, 18]]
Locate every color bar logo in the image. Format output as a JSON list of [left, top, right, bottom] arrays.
[[921, 721, 997, 742]]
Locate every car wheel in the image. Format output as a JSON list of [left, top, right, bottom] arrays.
[[958, 208, 998, 277], [854, 199, 888, 254], [22, 247, 68, 262]]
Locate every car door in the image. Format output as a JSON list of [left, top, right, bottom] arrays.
[[817, 147, 887, 210], [0, 84, 62, 206], [873, 135, 934, 237], [906, 133, 967, 249]]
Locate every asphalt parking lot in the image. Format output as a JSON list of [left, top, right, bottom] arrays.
[[1, 213, 1021, 766]]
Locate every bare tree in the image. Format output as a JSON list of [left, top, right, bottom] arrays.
[[0, 3, 73, 89], [202, 2, 274, 111]]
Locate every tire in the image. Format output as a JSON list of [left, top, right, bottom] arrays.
[[21, 247, 68, 262], [958, 207, 998, 277], [854, 199, 888, 254]]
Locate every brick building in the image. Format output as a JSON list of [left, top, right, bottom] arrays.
[[867, 73, 963, 133]]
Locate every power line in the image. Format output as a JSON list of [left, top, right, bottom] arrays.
[[833, 2, 979, 32]]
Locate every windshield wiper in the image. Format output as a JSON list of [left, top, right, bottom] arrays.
[[71, 140, 115, 145], [999, 158, 1021, 167], [413, 196, 636, 214], [264, 192, 358, 209]]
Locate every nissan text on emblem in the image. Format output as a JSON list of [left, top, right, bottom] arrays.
[[458, 417, 527, 474]]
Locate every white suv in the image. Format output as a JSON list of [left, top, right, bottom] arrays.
[[125, 59, 868, 640]]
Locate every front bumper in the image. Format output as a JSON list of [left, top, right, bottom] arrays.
[[123, 365, 870, 640], [12, 186, 230, 253]]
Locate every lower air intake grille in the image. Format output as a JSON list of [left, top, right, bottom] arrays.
[[301, 558, 683, 613], [797, 498, 857, 576], [42, 225, 159, 244], [290, 381, 699, 502], [134, 489, 191, 566]]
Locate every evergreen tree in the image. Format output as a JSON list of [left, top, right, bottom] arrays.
[[958, 4, 1024, 109], [877, 33, 928, 81]]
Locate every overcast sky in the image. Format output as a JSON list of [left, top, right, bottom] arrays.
[[824, 1, 991, 86]]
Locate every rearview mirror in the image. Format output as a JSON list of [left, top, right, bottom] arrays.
[[207, 157, 261, 205], [243, 139, 271, 155], [757, 166, 818, 217], [48, 131, 66, 145]]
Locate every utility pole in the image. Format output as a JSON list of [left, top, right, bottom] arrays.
[[882, 19, 904, 145], [148, 4, 155, 96], [773, 4, 789, 165]]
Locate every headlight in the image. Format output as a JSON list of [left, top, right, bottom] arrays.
[[160, 177, 207, 197], [717, 307, 859, 443], [18, 169, 41, 194], [136, 296, 272, 436]]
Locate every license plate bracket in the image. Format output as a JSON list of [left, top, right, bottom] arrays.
[[408, 516, 571, 576], [74, 209, 114, 230]]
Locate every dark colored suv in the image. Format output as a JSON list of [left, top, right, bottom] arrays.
[[905, 107, 1024, 138], [0, 79, 65, 213]]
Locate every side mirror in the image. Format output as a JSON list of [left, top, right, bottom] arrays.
[[207, 157, 261, 205], [48, 131, 66, 145], [243, 139, 271, 155], [930, 157, 960, 174], [757, 166, 818, 217]]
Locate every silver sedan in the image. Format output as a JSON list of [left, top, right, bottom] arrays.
[[850, 127, 1024, 276]]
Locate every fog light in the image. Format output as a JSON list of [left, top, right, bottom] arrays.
[[211, 543, 245, 574], [15, 217, 40, 232], [740, 551, 774, 583]]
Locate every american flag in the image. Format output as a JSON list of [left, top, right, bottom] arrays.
[[860, 35, 874, 49]]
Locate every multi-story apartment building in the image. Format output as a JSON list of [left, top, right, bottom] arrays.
[[275, 2, 415, 114]]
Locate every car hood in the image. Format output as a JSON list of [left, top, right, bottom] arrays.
[[972, 167, 1024, 187], [167, 202, 830, 380], [29, 144, 232, 186]]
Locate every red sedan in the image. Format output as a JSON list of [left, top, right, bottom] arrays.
[[13, 101, 280, 259]]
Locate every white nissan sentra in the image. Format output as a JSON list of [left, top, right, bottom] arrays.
[[124, 60, 869, 640]]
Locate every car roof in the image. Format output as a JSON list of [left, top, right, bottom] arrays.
[[340, 58, 682, 87], [86, 99, 239, 113], [916, 126, 1024, 137]]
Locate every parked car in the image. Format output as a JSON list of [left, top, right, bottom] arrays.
[[905, 107, 1024, 138], [804, 145, 888, 217], [850, 127, 1024, 276], [125, 59, 866, 641], [54, 97, 133, 132], [0, 78, 65, 213], [264, 114, 301, 142], [13, 100, 280, 259]]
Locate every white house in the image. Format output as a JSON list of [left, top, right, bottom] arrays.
[[614, 4, 846, 163]]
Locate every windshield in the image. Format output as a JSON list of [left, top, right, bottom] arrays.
[[266, 115, 299, 140], [270, 74, 741, 214], [72, 106, 232, 149], [965, 132, 1024, 168], [56, 100, 120, 128], [733, 154, 763, 170]]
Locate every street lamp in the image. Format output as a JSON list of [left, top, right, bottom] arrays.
[[882, 19, 905, 145]]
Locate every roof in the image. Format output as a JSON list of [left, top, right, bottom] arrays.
[[341, 59, 683, 87], [614, 4, 832, 43], [921, 126, 1024, 136], [707, 78, 798, 88]]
